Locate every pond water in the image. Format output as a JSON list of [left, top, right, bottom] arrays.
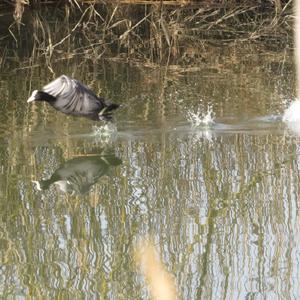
[[0, 47, 300, 299]]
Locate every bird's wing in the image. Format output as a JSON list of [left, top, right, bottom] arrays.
[[42, 75, 70, 97], [42, 75, 103, 115]]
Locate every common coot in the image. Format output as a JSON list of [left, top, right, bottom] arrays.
[[27, 75, 119, 121]]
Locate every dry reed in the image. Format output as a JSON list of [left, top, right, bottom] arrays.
[[0, 0, 294, 69], [14, 0, 29, 24]]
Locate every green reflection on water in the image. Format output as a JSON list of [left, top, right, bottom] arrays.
[[0, 47, 300, 299]]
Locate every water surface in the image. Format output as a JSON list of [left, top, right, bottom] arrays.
[[0, 49, 300, 299]]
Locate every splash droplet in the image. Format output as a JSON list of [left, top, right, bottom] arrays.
[[283, 99, 300, 123], [187, 105, 215, 127], [92, 123, 117, 141]]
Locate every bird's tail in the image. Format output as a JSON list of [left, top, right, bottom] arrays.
[[106, 103, 120, 112]]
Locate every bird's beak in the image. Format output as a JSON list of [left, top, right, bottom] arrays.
[[32, 180, 42, 191], [27, 90, 38, 102]]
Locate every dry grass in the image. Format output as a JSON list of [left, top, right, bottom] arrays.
[[0, 0, 294, 69], [14, 0, 29, 25]]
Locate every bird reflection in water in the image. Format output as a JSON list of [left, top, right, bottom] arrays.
[[33, 154, 122, 195]]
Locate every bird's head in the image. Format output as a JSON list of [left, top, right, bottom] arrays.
[[27, 90, 56, 103], [27, 90, 39, 102]]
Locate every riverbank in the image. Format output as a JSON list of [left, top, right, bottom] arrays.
[[0, 0, 294, 69]]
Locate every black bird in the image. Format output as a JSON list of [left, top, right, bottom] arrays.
[[27, 75, 119, 121], [33, 154, 122, 195]]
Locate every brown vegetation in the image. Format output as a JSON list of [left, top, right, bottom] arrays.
[[0, 0, 294, 69]]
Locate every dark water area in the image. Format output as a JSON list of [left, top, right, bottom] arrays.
[[1, 44, 300, 299]]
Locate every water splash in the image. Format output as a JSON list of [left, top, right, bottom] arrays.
[[282, 99, 300, 123], [281, 99, 300, 135], [187, 105, 215, 127], [92, 123, 118, 141]]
